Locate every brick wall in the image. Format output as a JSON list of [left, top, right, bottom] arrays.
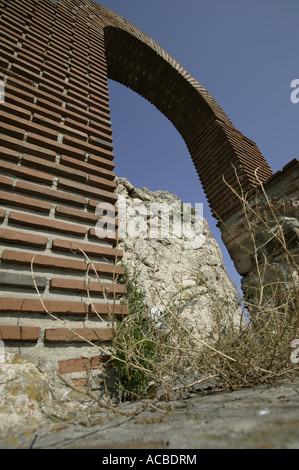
[[0, 0, 129, 378], [0, 0, 275, 380]]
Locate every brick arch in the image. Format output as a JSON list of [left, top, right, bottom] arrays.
[[0, 0, 275, 378], [100, 21, 273, 222]]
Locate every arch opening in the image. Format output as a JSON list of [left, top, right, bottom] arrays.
[[103, 25, 273, 224], [107, 78, 242, 286]]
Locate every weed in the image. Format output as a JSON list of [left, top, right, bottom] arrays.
[[31, 172, 298, 404]]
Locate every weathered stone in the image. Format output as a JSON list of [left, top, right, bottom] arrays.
[[219, 159, 299, 293], [115, 177, 242, 335], [1, 366, 299, 449], [0, 355, 51, 436], [0, 354, 103, 441]]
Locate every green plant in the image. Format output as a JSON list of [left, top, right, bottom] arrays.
[[110, 264, 166, 398], [32, 170, 299, 405], [111, 313, 159, 398]]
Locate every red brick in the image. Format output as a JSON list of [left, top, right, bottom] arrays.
[[0, 25, 21, 42], [5, 90, 63, 124], [63, 95, 90, 113], [0, 159, 54, 185], [2, 250, 124, 276], [67, 76, 89, 90], [36, 97, 87, 125], [0, 175, 14, 189], [65, 116, 112, 137], [68, 87, 110, 111], [15, 180, 86, 208], [60, 155, 115, 180], [0, 50, 19, 67], [88, 174, 116, 192], [87, 153, 115, 171], [0, 190, 51, 214], [0, 41, 18, 58], [88, 134, 114, 152], [55, 205, 117, 226], [51, 238, 123, 261], [0, 228, 47, 248], [11, 57, 42, 77], [41, 62, 68, 82], [88, 80, 109, 98], [58, 355, 109, 374], [9, 211, 86, 236], [32, 102, 62, 123], [20, 38, 46, 56], [45, 46, 70, 63], [0, 298, 89, 316], [68, 105, 111, 130], [32, 113, 87, 141], [0, 326, 40, 342], [5, 79, 36, 99], [89, 88, 110, 102], [89, 73, 108, 89], [0, 209, 6, 223], [0, 41, 15, 58], [1, 110, 59, 140], [2, 9, 27, 26], [0, 146, 20, 163], [65, 100, 110, 122], [89, 103, 111, 118], [36, 82, 64, 103], [89, 303, 130, 317], [44, 328, 112, 343], [21, 154, 88, 183], [27, 133, 86, 160], [57, 178, 118, 204], [4, 92, 36, 113], [1, 13, 26, 30], [9, 0, 34, 13], [50, 278, 126, 295], [5, 57, 39, 82], [31, 78, 66, 107], [0, 121, 26, 141], [0, 102, 32, 121], [89, 198, 119, 216], [62, 134, 114, 161], [0, 135, 57, 161]]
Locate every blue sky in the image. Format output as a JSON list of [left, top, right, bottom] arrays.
[[95, 0, 298, 287]]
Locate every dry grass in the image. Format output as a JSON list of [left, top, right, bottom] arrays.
[[31, 173, 299, 404]]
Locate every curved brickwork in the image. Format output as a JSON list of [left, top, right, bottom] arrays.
[[100, 7, 274, 220], [58, 0, 273, 221], [0, 0, 274, 379]]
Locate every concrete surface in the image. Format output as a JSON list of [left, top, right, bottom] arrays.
[[1, 376, 299, 450]]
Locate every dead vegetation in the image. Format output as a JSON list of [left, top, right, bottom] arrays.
[[31, 173, 299, 407]]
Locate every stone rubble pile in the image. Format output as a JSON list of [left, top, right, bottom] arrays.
[[115, 177, 242, 336]]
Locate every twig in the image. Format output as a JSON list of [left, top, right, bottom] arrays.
[[172, 375, 217, 391], [30, 254, 112, 357]]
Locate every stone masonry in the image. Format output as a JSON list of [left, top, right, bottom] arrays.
[[0, 0, 297, 382]]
